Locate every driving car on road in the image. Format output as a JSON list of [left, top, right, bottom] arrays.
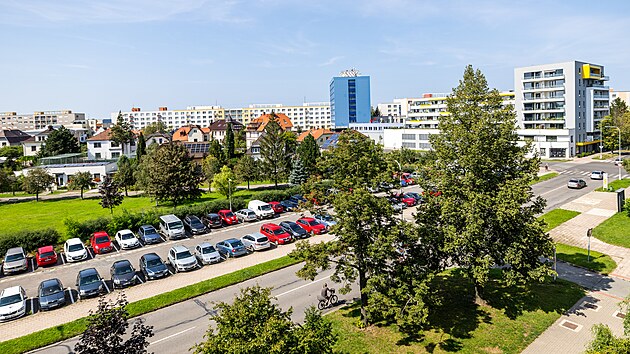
[[217, 210, 239, 226], [183, 215, 208, 235], [590, 171, 604, 180], [202, 213, 223, 229], [279, 220, 309, 239], [216, 239, 248, 258], [260, 223, 292, 245], [567, 178, 587, 189], [110, 260, 137, 289], [235, 209, 258, 222], [296, 217, 327, 235], [194, 243, 221, 265], [0, 286, 27, 321], [76, 268, 105, 299], [38, 278, 66, 311], [36, 246, 58, 267], [241, 232, 271, 251], [90, 231, 114, 254], [3, 247, 28, 275], [137, 225, 162, 244], [614, 157, 624, 166], [167, 245, 198, 273], [115, 229, 141, 250], [64, 238, 88, 263], [139, 253, 169, 280]]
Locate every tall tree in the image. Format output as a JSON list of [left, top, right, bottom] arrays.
[[68, 171, 94, 199], [297, 133, 320, 176], [371, 106, 381, 118], [39, 126, 80, 157], [193, 286, 336, 354], [259, 116, 289, 187], [75, 294, 153, 354], [601, 98, 630, 151], [212, 165, 237, 198], [224, 122, 235, 160], [140, 143, 203, 208], [288, 158, 308, 185], [142, 121, 168, 135], [136, 133, 146, 161], [110, 111, 134, 156], [99, 175, 124, 214], [22, 167, 55, 201], [0, 146, 22, 171], [114, 155, 136, 197], [0, 169, 8, 192], [235, 129, 246, 151], [202, 155, 222, 192], [234, 154, 259, 190], [418, 65, 553, 303]]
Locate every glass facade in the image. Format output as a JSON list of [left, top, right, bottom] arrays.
[[329, 76, 371, 128]]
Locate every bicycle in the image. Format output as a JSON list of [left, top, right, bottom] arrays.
[[317, 288, 338, 310]]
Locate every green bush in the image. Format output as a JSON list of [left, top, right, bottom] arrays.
[[107, 209, 161, 235], [254, 186, 301, 203], [626, 199, 630, 218], [0, 229, 60, 255], [64, 217, 111, 242]]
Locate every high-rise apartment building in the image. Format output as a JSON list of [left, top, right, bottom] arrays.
[[514, 61, 609, 158], [330, 69, 371, 128], [0, 110, 85, 130]]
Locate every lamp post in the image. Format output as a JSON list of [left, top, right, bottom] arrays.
[[228, 178, 233, 211]]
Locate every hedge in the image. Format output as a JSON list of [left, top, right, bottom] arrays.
[[253, 186, 302, 204], [0, 229, 60, 256]]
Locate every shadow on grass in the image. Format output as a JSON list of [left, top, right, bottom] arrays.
[[556, 252, 612, 274]]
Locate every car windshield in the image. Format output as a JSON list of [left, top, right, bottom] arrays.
[[95, 236, 109, 244], [248, 212, 256, 217], [273, 228, 286, 235], [5, 253, 24, 262], [176, 251, 192, 259], [201, 246, 216, 254], [41, 284, 62, 296], [144, 227, 158, 235], [40, 251, 55, 258], [114, 264, 134, 275], [121, 233, 134, 240], [260, 205, 272, 211], [168, 221, 183, 229], [146, 258, 163, 267], [228, 240, 243, 248], [68, 244, 84, 252], [569, 179, 579, 183], [80, 274, 100, 286], [308, 220, 319, 226], [224, 212, 235, 218], [0, 294, 22, 306], [191, 220, 203, 227]]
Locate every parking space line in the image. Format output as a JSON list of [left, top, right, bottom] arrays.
[[30, 258, 36, 273], [87, 248, 94, 259], [159, 235, 167, 243], [168, 269, 174, 275], [68, 288, 75, 304], [113, 243, 120, 252], [29, 298, 35, 314], [135, 275, 144, 284], [60, 253, 66, 264], [102, 280, 111, 293]]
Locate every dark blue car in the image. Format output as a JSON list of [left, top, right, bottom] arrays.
[[280, 200, 298, 211]]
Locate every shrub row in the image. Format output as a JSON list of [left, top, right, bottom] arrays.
[[253, 185, 301, 203], [0, 229, 60, 256]]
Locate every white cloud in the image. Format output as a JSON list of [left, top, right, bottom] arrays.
[[318, 56, 344, 67]]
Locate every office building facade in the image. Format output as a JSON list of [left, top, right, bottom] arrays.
[[330, 70, 371, 128]]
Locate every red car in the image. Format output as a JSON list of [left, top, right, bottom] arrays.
[[399, 195, 416, 207], [268, 201, 284, 214], [296, 217, 327, 235], [90, 231, 114, 254], [218, 210, 239, 226], [260, 223, 292, 245], [36, 246, 58, 267]]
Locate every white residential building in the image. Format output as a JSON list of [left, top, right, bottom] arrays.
[[19, 162, 117, 187], [0, 110, 85, 130], [349, 122, 404, 145], [87, 129, 137, 161], [610, 90, 630, 107]]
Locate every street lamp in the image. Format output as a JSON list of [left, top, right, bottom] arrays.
[[604, 125, 622, 181], [228, 178, 233, 211]]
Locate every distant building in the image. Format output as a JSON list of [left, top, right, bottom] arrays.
[[0, 110, 85, 130], [208, 119, 244, 143], [297, 128, 335, 146], [87, 129, 137, 161], [145, 133, 170, 147], [330, 69, 371, 128], [245, 113, 293, 149], [349, 122, 404, 145], [0, 129, 30, 147], [172, 125, 210, 143], [22, 126, 55, 157], [610, 90, 630, 107]]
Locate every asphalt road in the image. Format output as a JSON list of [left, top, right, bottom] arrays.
[[31, 263, 359, 354]]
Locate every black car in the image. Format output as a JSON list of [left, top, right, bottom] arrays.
[[279, 221, 309, 239], [280, 200, 298, 211], [289, 194, 307, 204], [38, 278, 66, 311], [137, 225, 162, 244], [202, 213, 223, 229], [110, 260, 137, 289], [139, 253, 169, 280], [76, 268, 104, 299], [183, 215, 208, 235]]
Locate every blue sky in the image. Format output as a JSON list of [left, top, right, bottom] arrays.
[[2, 0, 630, 118]]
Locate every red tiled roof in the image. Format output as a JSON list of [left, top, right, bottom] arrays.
[[249, 113, 293, 132], [297, 128, 334, 142], [87, 129, 113, 141]]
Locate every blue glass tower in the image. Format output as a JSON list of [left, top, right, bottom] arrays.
[[329, 73, 371, 128]]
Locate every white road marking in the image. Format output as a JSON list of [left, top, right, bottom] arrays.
[[135, 274, 144, 284], [86, 248, 94, 259], [30, 258, 35, 272], [60, 253, 65, 264], [276, 275, 331, 298], [68, 288, 75, 304], [151, 326, 196, 345], [102, 280, 110, 293], [113, 243, 120, 252], [30, 298, 35, 314]]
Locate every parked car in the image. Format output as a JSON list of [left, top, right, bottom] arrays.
[[159, 214, 186, 240], [76, 268, 104, 299], [268, 201, 284, 214], [367, 185, 380, 193], [289, 195, 307, 205], [90, 231, 114, 254], [260, 223, 292, 245], [235, 209, 258, 222], [137, 225, 162, 244], [390, 200, 404, 213], [379, 182, 394, 190], [590, 171, 604, 180], [614, 157, 624, 166], [404, 192, 423, 202], [38, 278, 66, 311], [64, 238, 88, 263], [115, 229, 141, 250], [0, 286, 27, 321], [183, 215, 208, 235], [280, 200, 298, 212], [313, 214, 337, 228], [567, 178, 587, 189], [194, 242, 221, 265], [110, 260, 137, 289], [217, 210, 239, 226], [279, 220, 309, 239], [296, 217, 327, 235], [241, 232, 271, 252], [398, 194, 417, 207], [248, 200, 275, 219], [36, 246, 58, 267], [167, 245, 198, 273], [3, 247, 28, 275], [139, 253, 169, 280], [215, 238, 248, 258], [202, 213, 223, 229]]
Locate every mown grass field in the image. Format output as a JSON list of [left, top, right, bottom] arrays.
[[593, 211, 630, 248], [530, 172, 559, 185], [539, 209, 580, 232], [595, 178, 630, 192]]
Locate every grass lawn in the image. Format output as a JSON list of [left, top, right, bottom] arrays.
[[530, 172, 559, 185], [539, 209, 580, 232], [593, 212, 630, 248], [593, 153, 616, 160], [555, 243, 617, 275], [595, 178, 630, 192], [330, 269, 585, 354]]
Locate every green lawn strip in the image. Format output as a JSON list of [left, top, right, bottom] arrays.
[[530, 172, 559, 185], [329, 269, 585, 354], [592, 153, 616, 160], [593, 212, 630, 248], [0, 255, 301, 354], [555, 243, 616, 275], [539, 209, 580, 232], [595, 178, 630, 192]]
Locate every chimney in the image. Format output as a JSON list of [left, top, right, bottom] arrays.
[[131, 107, 141, 112]]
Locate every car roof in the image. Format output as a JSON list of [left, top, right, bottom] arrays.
[[66, 238, 83, 245], [592, 170, 603, 173], [198, 242, 213, 248], [238, 208, 254, 213], [268, 201, 279, 205], [118, 229, 134, 234], [206, 213, 219, 217], [160, 214, 180, 222], [262, 223, 281, 229], [41, 278, 61, 287], [218, 209, 232, 213], [140, 225, 156, 230], [6, 247, 24, 254], [79, 268, 98, 276], [38, 245, 55, 253], [170, 245, 189, 252], [93, 231, 109, 237], [113, 259, 132, 267], [186, 215, 200, 219], [143, 252, 160, 260], [1, 286, 23, 297], [299, 217, 315, 222], [250, 232, 267, 239], [223, 238, 239, 243]]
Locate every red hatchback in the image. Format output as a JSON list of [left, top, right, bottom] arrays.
[[268, 201, 284, 214], [36, 246, 58, 267], [399, 196, 416, 207], [296, 217, 327, 235], [90, 231, 114, 254], [218, 210, 239, 226], [260, 223, 292, 245]]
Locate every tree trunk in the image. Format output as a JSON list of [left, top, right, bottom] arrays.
[[81, 188, 84, 200], [247, 180, 250, 190], [474, 281, 486, 306], [125, 186, 128, 197], [359, 269, 369, 328], [36, 191, 39, 202]]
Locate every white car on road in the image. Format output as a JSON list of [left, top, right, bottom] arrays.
[[0, 286, 27, 321], [64, 238, 88, 263], [115, 229, 141, 249], [590, 171, 604, 180]]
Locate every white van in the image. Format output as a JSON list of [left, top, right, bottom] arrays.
[[247, 200, 275, 219], [159, 214, 186, 240]]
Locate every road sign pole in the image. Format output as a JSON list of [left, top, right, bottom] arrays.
[[587, 228, 593, 262]]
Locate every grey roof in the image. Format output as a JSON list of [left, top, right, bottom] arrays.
[[0, 130, 30, 144], [209, 120, 244, 131]]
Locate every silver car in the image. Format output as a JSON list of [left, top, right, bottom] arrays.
[[3, 247, 27, 275], [194, 243, 221, 265], [235, 209, 258, 222], [567, 178, 587, 189], [167, 245, 198, 273], [241, 232, 271, 252]]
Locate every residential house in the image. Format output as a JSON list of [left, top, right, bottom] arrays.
[[208, 120, 244, 143], [87, 129, 137, 160], [19, 161, 117, 188], [22, 126, 55, 156], [0, 129, 30, 147], [245, 113, 293, 148], [296, 128, 335, 147], [172, 125, 210, 143], [145, 133, 170, 147]]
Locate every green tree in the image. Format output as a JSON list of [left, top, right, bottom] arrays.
[[586, 295, 630, 353], [142, 121, 168, 135], [0, 146, 22, 171], [297, 134, 320, 176], [114, 155, 136, 197], [234, 154, 259, 190], [140, 143, 203, 208], [0, 169, 7, 192], [39, 126, 80, 157], [212, 165, 236, 198], [99, 175, 123, 214], [136, 133, 146, 161], [371, 106, 381, 118], [192, 286, 336, 354], [224, 122, 235, 160], [235, 129, 246, 151], [418, 65, 553, 303], [75, 294, 153, 354], [260, 116, 290, 187], [110, 111, 135, 156], [22, 167, 55, 201], [209, 139, 224, 162], [601, 98, 630, 151], [289, 158, 308, 185], [202, 155, 222, 192], [68, 171, 94, 199]]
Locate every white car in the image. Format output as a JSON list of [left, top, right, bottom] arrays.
[[235, 209, 258, 222], [115, 229, 141, 250], [314, 214, 337, 228], [614, 157, 624, 166], [167, 245, 198, 273], [0, 286, 27, 321], [194, 242, 221, 265], [590, 171, 604, 180], [241, 232, 271, 252], [64, 238, 88, 263]]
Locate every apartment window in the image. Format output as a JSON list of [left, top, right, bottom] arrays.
[[112, 152, 121, 158], [546, 136, 557, 142], [402, 142, 416, 148], [94, 142, 101, 148], [95, 153, 102, 159], [31, 146, 37, 152], [402, 134, 416, 140], [539, 148, 546, 156]]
